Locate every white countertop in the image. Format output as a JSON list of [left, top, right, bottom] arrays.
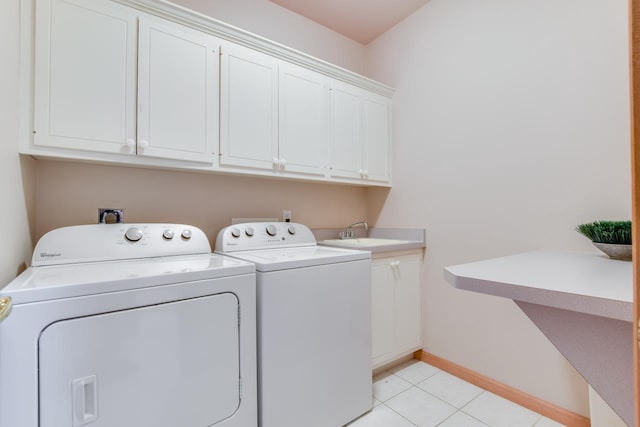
[[444, 249, 633, 321]]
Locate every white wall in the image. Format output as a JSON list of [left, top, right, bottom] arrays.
[[0, 0, 35, 286], [171, 0, 366, 74], [366, 0, 630, 416]]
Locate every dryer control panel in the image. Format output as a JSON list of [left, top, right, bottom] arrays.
[[216, 222, 316, 252], [33, 224, 211, 266]]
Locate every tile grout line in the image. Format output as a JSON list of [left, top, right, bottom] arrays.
[[378, 368, 485, 425], [433, 408, 491, 427], [415, 377, 486, 410], [384, 368, 487, 413], [457, 391, 549, 427], [433, 409, 462, 427], [377, 402, 418, 426], [529, 414, 545, 427], [380, 362, 556, 427]]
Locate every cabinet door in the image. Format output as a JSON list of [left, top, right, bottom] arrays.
[[363, 93, 391, 183], [34, 0, 137, 154], [371, 259, 395, 364], [137, 18, 219, 164], [329, 80, 363, 180], [279, 63, 328, 177], [220, 43, 279, 171], [393, 254, 422, 352]]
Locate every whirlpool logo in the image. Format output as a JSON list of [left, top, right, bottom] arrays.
[[40, 252, 62, 258]]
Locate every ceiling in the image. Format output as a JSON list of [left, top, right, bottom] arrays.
[[269, 0, 430, 45]]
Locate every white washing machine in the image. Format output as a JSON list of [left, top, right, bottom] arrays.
[[0, 223, 257, 427], [216, 222, 372, 427]]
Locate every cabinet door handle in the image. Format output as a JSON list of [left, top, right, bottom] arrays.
[[280, 158, 286, 171], [359, 169, 364, 177], [364, 170, 369, 179], [138, 140, 149, 150], [273, 157, 279, 169], [125, 138, 136, 151], [390, 260, 400, 268]]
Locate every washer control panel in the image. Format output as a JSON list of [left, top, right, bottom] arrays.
[[32, 224, 211, 266], [216, 222, 316, 252]]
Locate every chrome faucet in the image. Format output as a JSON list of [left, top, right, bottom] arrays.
[[340, 221, 368, 239]]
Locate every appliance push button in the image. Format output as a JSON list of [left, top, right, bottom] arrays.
[[125, 227, 143, 242]]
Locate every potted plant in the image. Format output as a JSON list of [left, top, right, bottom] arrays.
[[576, 220, 632, 261]]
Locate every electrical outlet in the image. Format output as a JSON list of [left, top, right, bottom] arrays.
[[99, 208, 124, 224], [282, 210, 292, 223]]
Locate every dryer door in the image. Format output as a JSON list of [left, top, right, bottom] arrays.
[[39, 292, 240, 427]]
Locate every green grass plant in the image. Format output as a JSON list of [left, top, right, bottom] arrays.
[[576, 220, 632, 245]]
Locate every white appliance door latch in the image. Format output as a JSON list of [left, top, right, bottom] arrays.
[[72, 375, 98, 426]]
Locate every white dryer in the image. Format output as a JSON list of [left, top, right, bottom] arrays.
[[0, 223, 257, 427], [216, 222, 372, 427]]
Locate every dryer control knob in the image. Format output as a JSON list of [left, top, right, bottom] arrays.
[[231, 228, 241, 238], [288, 225, 296, 235], [162, 229, 175, 240], [245, 227, 254, 237], [266, 224, 277, 236], [125, 227, 143, 242], [181, 229, 192, 240]]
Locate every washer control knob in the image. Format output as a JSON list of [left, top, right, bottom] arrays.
[[162, 229, 175, 240], [231, 228, 241, 238], [125, 227, 143, 242], [181, 229, 192, 240], [245, 227, 254, 237], [288, 225, 296, 235], [266, 224, 277, 236]]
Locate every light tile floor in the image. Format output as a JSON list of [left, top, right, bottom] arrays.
[[347, 360, 566, 427]]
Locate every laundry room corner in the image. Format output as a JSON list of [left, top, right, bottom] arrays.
[[0, 0, 37, 283]]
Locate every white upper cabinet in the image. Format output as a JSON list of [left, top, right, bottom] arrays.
[[329, 79, 392, 185], [278, 63, 328, 177], [34, 0, 219, 164], [362, 93, 391, 183], [137, 18, 220, 164], [34, 0, 137, 154], [220, 43, 279, 171], [329, 81, 362, 180], [27, 0, 393, 186]]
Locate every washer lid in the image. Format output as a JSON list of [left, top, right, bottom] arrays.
[[220, 245, 371, 272], [2, 254, 254, 304]]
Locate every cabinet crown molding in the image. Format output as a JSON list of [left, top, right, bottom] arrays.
[[111, 0, 395, 97]]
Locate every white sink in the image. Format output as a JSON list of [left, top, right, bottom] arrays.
[[321, 238, 410, 248]]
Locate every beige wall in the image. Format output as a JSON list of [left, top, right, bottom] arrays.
[[171, 0, 366, 74], [365, 0, 631, 416], [35, 161, 367, 245], [0, 0, 36, 286]]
